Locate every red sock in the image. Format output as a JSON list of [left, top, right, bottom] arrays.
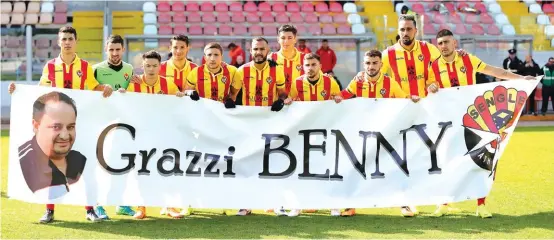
[[46, 204, 55, 210], [85, 206, 93, 211], [477, 197, 486, 206]]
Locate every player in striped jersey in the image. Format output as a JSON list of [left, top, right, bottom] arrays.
[[426, 29, 533, 218], [270, 24, 307, 93], [159, 35, 198, 92]]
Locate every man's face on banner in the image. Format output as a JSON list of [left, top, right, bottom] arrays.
[[33, 100, 77, 160]]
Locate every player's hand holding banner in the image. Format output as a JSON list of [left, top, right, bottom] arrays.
[[7, 78, 540, 209]]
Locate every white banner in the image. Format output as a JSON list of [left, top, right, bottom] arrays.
[[7, 79, 539, 209]]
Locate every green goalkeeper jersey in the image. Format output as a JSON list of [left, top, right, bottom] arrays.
[[93, 60, 134, 89]]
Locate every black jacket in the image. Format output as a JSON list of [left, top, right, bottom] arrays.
[[503, 57, 523, 74], [519, 60, 542, 77]]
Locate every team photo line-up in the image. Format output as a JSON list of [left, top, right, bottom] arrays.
[[7, 14, 535, 224]]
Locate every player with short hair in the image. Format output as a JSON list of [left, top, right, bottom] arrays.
[[270, 25, 307, 93], [159, 34, 198, 92], [426, 29, 533, 218], [8, 26, 113, 224]]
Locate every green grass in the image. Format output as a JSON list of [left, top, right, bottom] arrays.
[[1, 127, 553, 239]]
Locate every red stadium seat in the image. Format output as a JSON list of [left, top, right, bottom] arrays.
[[36, 49, 49, 59], [465, 14, 479, 24], [54, 2, 67, 13], [481, 13, 494, 24], [411, 3, 425, 14], [215, 2, 228, 12], [203, 12, 216, 23], [276, 13, 289, 24], [329, 2, 343, 13], [53, 13, 66, 24], [219, 25, 232, 35], [234, 25, 247, 35], [424, 24, 436, 35], [301, 2, 314, 12], [287, 2, 300, 12], [487, 24, 501, 35], [173, 12, 186, 23], [188, 12, 201, 23], [315, 2, 328, 13], [337, 24, 352, 34], [36, 38, 50, 49], [433, 13, 447, 24], [189, 25, 202, 35], [322, 24, 336, 35], [272, 2, 286, 12], [174, 25, 187, 35], [159, 25, 172, 35], [157, 2, 170, 12], [296, 24, 307, 34], [231, 12, 245, 23], [186, 2, 199, 12], [450, 14, 463, 24], [543, 4, 554, 13], [319, 13, 333, 23], [305, 12, 318, 23], [454, 24, 468, 34], [438, 24, 451, 31], [250, 25, 263, 35], [204, 25, 217, 35], [263, 25, 277, 35], [229, 2, 242, 12], [308, 24, 321, 35], [334, 14, 347, 24], [470, 24, 485, 34], [444, 2, 455, 12], [258, 2, 271, 12], [172, 2, 184, 12], [249, 12, 262, 23], [457, 2, 469, 9], [158, 12, 171, 24], [422, 13, 432, 24], [217, 13, 230, 23], [244, 2, 257, 12], [474, 2, 487, 13], [290, 12, 303, 23], [201, 2, 214, 12]]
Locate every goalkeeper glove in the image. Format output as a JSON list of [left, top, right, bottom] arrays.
[[224, 97, 236, 109], [189, 91, 200, 101], [271, 99, 285, 112]]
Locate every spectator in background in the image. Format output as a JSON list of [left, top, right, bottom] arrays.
[[520, 55, 542, 115], [316, 39, 337, 75], [297, 39, 312, 54], [502, 49, 523, 76], [401, 5, 416, 15], [228, 43, 246, 68], [541, 57, 554, 116]]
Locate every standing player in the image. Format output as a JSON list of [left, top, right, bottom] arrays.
[[185, 42, 240, 107], [8, 26, 113, 224], [270, 25, 307, 93], [426, 29, 533, 218], [91, 34, 136, 219]]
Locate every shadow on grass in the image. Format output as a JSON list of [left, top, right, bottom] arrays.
[[44, 211, 554, 238]]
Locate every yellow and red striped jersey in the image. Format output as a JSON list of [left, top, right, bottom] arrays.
[[159, 59, 198, 92], [233, 61, 286, 106], [270, 49, 306, 93], [38, 55, 99, 90], [289, 72, 341, 101], [428, 53, 487, 88], [186, 63, 239, 102], [381, 40, 440, 97], [126, 75, 179, 95], [345, 72, 407, 98]]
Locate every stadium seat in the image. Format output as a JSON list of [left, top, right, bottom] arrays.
[[204, 25, 217, 35], [174, 25, 187, 34], [454, 24, 468, 34], [444, 2, 456, 12], [465, 14, 479, 24], [287, 2, 300, 12], [487, 24, 501, 35], [263, 25, 277, 35], [1, 14, 9, 24], [234, 25, 247, 35], [272, 2, 286, 12], [244, 2, 257, 12], [6, 38, 20, 48], [551, 38, 554, 47], [229, 2, 242, 12], [301, 2, 314, 12], [217, 13, 230, 23], [10, 13, 24, 24], [25, 13, 38, 24], [36, 49, 50, 59], [27, 2, 40, 13], [319, 13, 333, 23], [258, 2, 271, 12], [143, 13, 156, 24], [158, 12, 171, 24], [474, 2, 487, 13], [347, 13, 362, 24], [219, 25, 232, 35], [276, 13, 289, 24], [1, 2, 11, 13], [290, 12, 303, 23], [523, 0, 535, 5], [337, 24, 352, 34], [305, 12, 318, 23], [530, 3, 544, 14], [352, 23, 366, 34], [158, 25, 172, 35], [545, 25, 554, 36], [537, 14, 550, 25], [186, 2, 200, 12], [186, 12, 200, 23], [214, 2, 227, 12], [53, 13, 67, 24], [481, 13, 494, 24], [343, 2, 357, 13], [334, 14, 347, 24], [329, 2, 343, 13], [322, 24, 336, 35], [470, 24, 485, 34], [157, 2, 170, 12], [12, 2, 25, 13], [144, 25, 158, 35], [231, 12, 245, 23], [433, 13, 447, 24], [172, 2, 185, 12], [250, 25, 263, 35], [495, 14, 509, 25], [315, 2, 329, 13], [189, 25, 202, 35], [438, 24, 451, 31], [422, 13, 432, 24], [296, 24, 307, 34], [543, 4, 554, 13], [173, 12, 186, 23], [39, 13, 52, 24], [457, 2, 470, 9], [308, 24, 321, 35], [201, 2, 215, 12], [143, 2, 156, 12], [411, 4, 425, 14], [259, 12, 272, 23], [424, 24, 436, 34], [488, 3, 502, 14], [54, 2, 68, 13], [203, 12, 216, 23], [502, 24, 516, 35], [450, 14, 463, 24]]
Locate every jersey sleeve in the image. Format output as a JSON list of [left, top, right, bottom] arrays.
[[84, 64, 100, 90], [346, 76, 358, 95], [380, 49, 391, 77], [330, 77, 341, 96], [289, 80, 298, 99], [38, 64, 50, 86], [228, 65, 241, 89], [276, 65, 286, 89], [391, 80, 407, 99], [167, 81, 179, 95], [470, 54, 487, 72], [428, 43, 441, 60], [233, 66, 244, 91], [186, 68, 198, 88], [426, 64, 436, 86], [126, 82, 136, 92]]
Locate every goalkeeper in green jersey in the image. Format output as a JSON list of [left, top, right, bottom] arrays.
[[91, 35, 136, 220]]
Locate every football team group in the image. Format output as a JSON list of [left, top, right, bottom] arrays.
[[8, 14, 534, 224]]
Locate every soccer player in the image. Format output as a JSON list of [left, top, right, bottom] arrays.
[[8, 26, 113, 224], [159, 34, 198, 92], [185, 42, 240, 107], [426, 29, 533, 218], [284, 53, 342, 217], [91, 34, 136, 219], [270, 25, 307, 93]]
